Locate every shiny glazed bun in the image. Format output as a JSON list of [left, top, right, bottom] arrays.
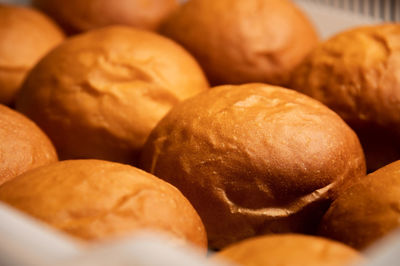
[[16, 26, 208, 164], [0, 104, 57, 186], [291, 24, 400, 171], [33, 0, 179, 34], [141, 83, 366, 249], [0, 4, 64, 105], [161, 0, 318, 86], [0, 159, 207, 248], [214, 234, 362, 266], [319, 160, 400, 250]]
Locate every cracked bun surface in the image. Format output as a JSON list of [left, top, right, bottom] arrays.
[[0, 104, 57, 186], [33, 0, 179, 34], [0, 159, 207, 248], [140, 83, 366, 249], [16, 25, 208, 164], [319, 160, 400, 250], [0, 4, 65, 105], [291, 24, 400, 171], [214, 234, 362, 266], [160, 0, 318, 86]]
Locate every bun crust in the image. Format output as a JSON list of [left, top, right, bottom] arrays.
[[0, 104, 57, 185], [319, 160, 400, 250], [141, 83, 366, 248], [0, 159, 207, 248], [33, 0, 179, 34], [16, 26, 208, 164], [0, 4, 64, 105], [291, 24, 400, 171], [161, 0, 318, 86], [215, 234, 361, 266]]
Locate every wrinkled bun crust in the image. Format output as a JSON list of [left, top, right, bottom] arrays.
[[215, 234, 361, 266], [0, 4, 64, 105], [16, 26, 208, 164], [161, 0, 318, 86], [0, 105, 57, 185], [291, 24, 400, 171], [33, 0, 179, 34], [141, 83, 366, 249], [319, 160, 400, 250], [0, 159, 207, 248]]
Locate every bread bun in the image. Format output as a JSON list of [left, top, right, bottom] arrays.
[[214, 234, 362, 266], [33, 0, 179, 34], [141, 83, 366, 249], [16, 25, 208, 164], [291, 24, 400, 171], [0, 4, 64, 105], [0, 104, 57, 185], [0, 159, 207, 248], [319, 160, 400, 250], [160, 0, 318, 86]]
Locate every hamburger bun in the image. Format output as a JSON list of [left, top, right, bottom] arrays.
[[214, 234, 362, 266], [0, 159, 207, 248], [319, 160, 400, 250], [33, 0, 179, 34], [0, 104, 57, 186], [0, 4, 65, 105], [140, 83, 366, 249], [290, 24, 400, 171], [160, 0, 318, 86], [16, 25, 208, 164]]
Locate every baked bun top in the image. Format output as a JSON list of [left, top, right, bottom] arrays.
[[291, 24, 400, 133], [215, 234, 361, 266], [161, 0, 318, 86], [319, 160, 400, 250], [0, 4, 64, 105], [141, 83, 366, 248], [0, 104, 57, 185], [291, 24, 400, 171], [16, 25, 208, 164], [33, 0, 179, 34], [0, 159, 207, 248]]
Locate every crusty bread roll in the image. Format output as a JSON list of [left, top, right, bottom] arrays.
[[33, 0, 179, 34], [160, 0, 318, 86], [141, 83, 366, 249], [0, 4, 65, 105], [0, 159, 207, 248], [16, 25, 208, 164], [319, 160, 400, 250], [291, 24, 400, 171], [214, 234, 362, 266], [0, 104, 57, 186]]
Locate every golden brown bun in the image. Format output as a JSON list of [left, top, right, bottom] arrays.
[[16, 25, 209, 164], [291, 24, 400, 171], [0, 159, 207, 248], [214, 234, 362, 266], [33, 0, 179, 34], [0, 104, 57, 185], [160, 0, 318, 86], [140, 83, 366, 249], [319, 160, 400, 250], [0, 4, 65, 105]]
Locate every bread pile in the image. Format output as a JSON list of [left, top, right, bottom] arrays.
[[1, 0, 400, 265]]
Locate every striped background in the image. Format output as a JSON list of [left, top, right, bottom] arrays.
[[295, 0, 400, 21]]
